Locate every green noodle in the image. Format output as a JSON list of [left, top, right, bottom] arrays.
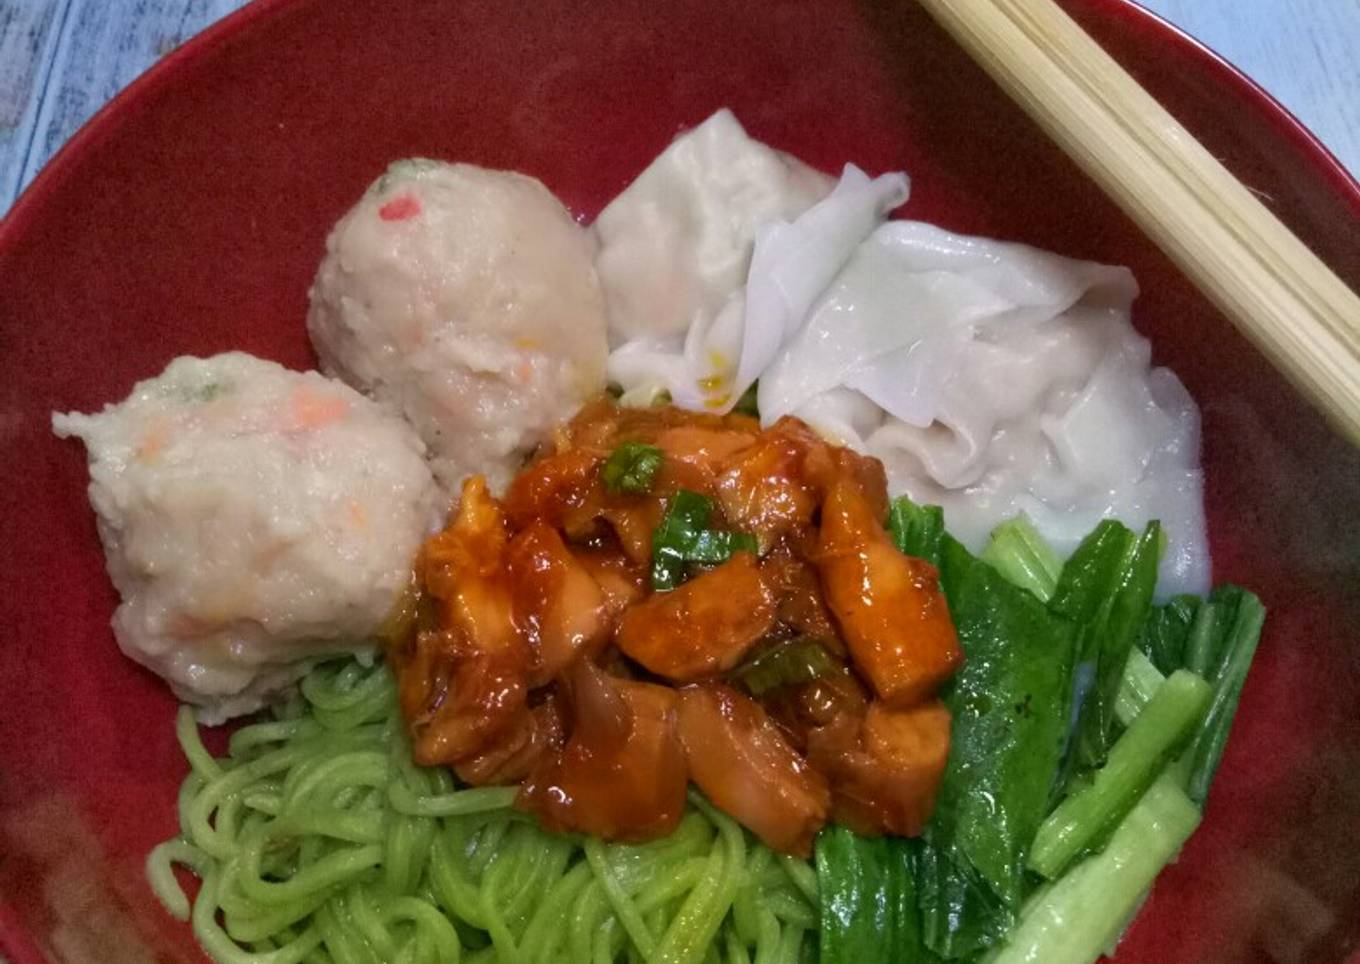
[[148, 659, 818, 963]]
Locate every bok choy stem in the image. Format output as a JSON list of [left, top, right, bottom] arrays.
[[1114, 648, 1165, 728], [986, 775, 1201, 964], [979, 514, 1063, 603], [1028, 669, 1210, 880]]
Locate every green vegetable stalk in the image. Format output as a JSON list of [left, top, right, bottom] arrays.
[[1179, 587, 1266, 804], [918, 535, 1078, 957], [987, 775, 1201, 964], [1129, 586, 1266, 803], [979, 515, 1063, 603], [1113, 647, 1165, 727], [823, 502, 1265, 962], [1049, 520, 1162, 773], [1134, 594, 1200, 675], [1028, 669, 1210, 880]]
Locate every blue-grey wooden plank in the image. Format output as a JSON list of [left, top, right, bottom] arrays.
[[8, 0, 240, 207], [0, 0, 1358, 216], [0, 0, 70, 208]]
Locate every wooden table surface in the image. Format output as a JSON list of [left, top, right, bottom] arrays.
[[1, 0, 1358, 215]]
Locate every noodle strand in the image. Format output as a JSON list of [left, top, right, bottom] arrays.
[[151, 659, 818, 964]]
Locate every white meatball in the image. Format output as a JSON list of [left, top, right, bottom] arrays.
[[52, 353, 444, 722], [308, 159, 609, 494]]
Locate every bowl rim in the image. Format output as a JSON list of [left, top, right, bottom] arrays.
[[1115, 0, 1360, 210], [1, 0, 1358, 257], [0, 0, 1358, 960]]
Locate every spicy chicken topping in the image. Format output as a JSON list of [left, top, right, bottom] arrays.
[[387, 399, 964, 856]]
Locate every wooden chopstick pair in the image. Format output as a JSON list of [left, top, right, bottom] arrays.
[[916, 0, 1360, 446]]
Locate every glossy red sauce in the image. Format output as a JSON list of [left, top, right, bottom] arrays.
[[387, 400, 963, 856]]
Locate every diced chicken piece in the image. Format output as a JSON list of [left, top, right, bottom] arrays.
[[547, 396, 622, 451], [503, 448, 605, 537], [804, 440, 891, 522], [561, 396, 759, 455], [454, 695, 565, 786], [599, 502, 665, 565], [808, 700, 951, 837], [394, 477, 531, 765], [677, 683, 830, 856], [765, 667, 870, 752], [395, 628, 527, 767], [508, 521, 610, 686], [817, 477, 962, 705], [601, 423, 758, 561], [519, 663, 687, 841], [615, 553, 775, 681], [507, 401, 762, 564], [500, 447, 657, 567], [760, 540, 842, 653], [713, 419, 821, 551], [574, 549, 648, 619], [653, 425, 758, 494]]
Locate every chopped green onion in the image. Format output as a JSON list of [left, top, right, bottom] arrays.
[[600, 441, 664, 495], [661, 489, 713, 530], [732, 638, 842, 697], [980, 514, 1063, 603], [1028, 669, 1210, 880], [652, 490, 714, 591], [685, 528, 758, 563], [1182, 597, 1234, 679], [651, 490, 758, 591], [651, 554, 687, 594]]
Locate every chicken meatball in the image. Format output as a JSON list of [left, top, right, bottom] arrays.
[[52, 352, 443, 722], [307, 159, 609, 494]]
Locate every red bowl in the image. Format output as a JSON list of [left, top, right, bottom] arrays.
[[1, 0, 1357, 960]]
